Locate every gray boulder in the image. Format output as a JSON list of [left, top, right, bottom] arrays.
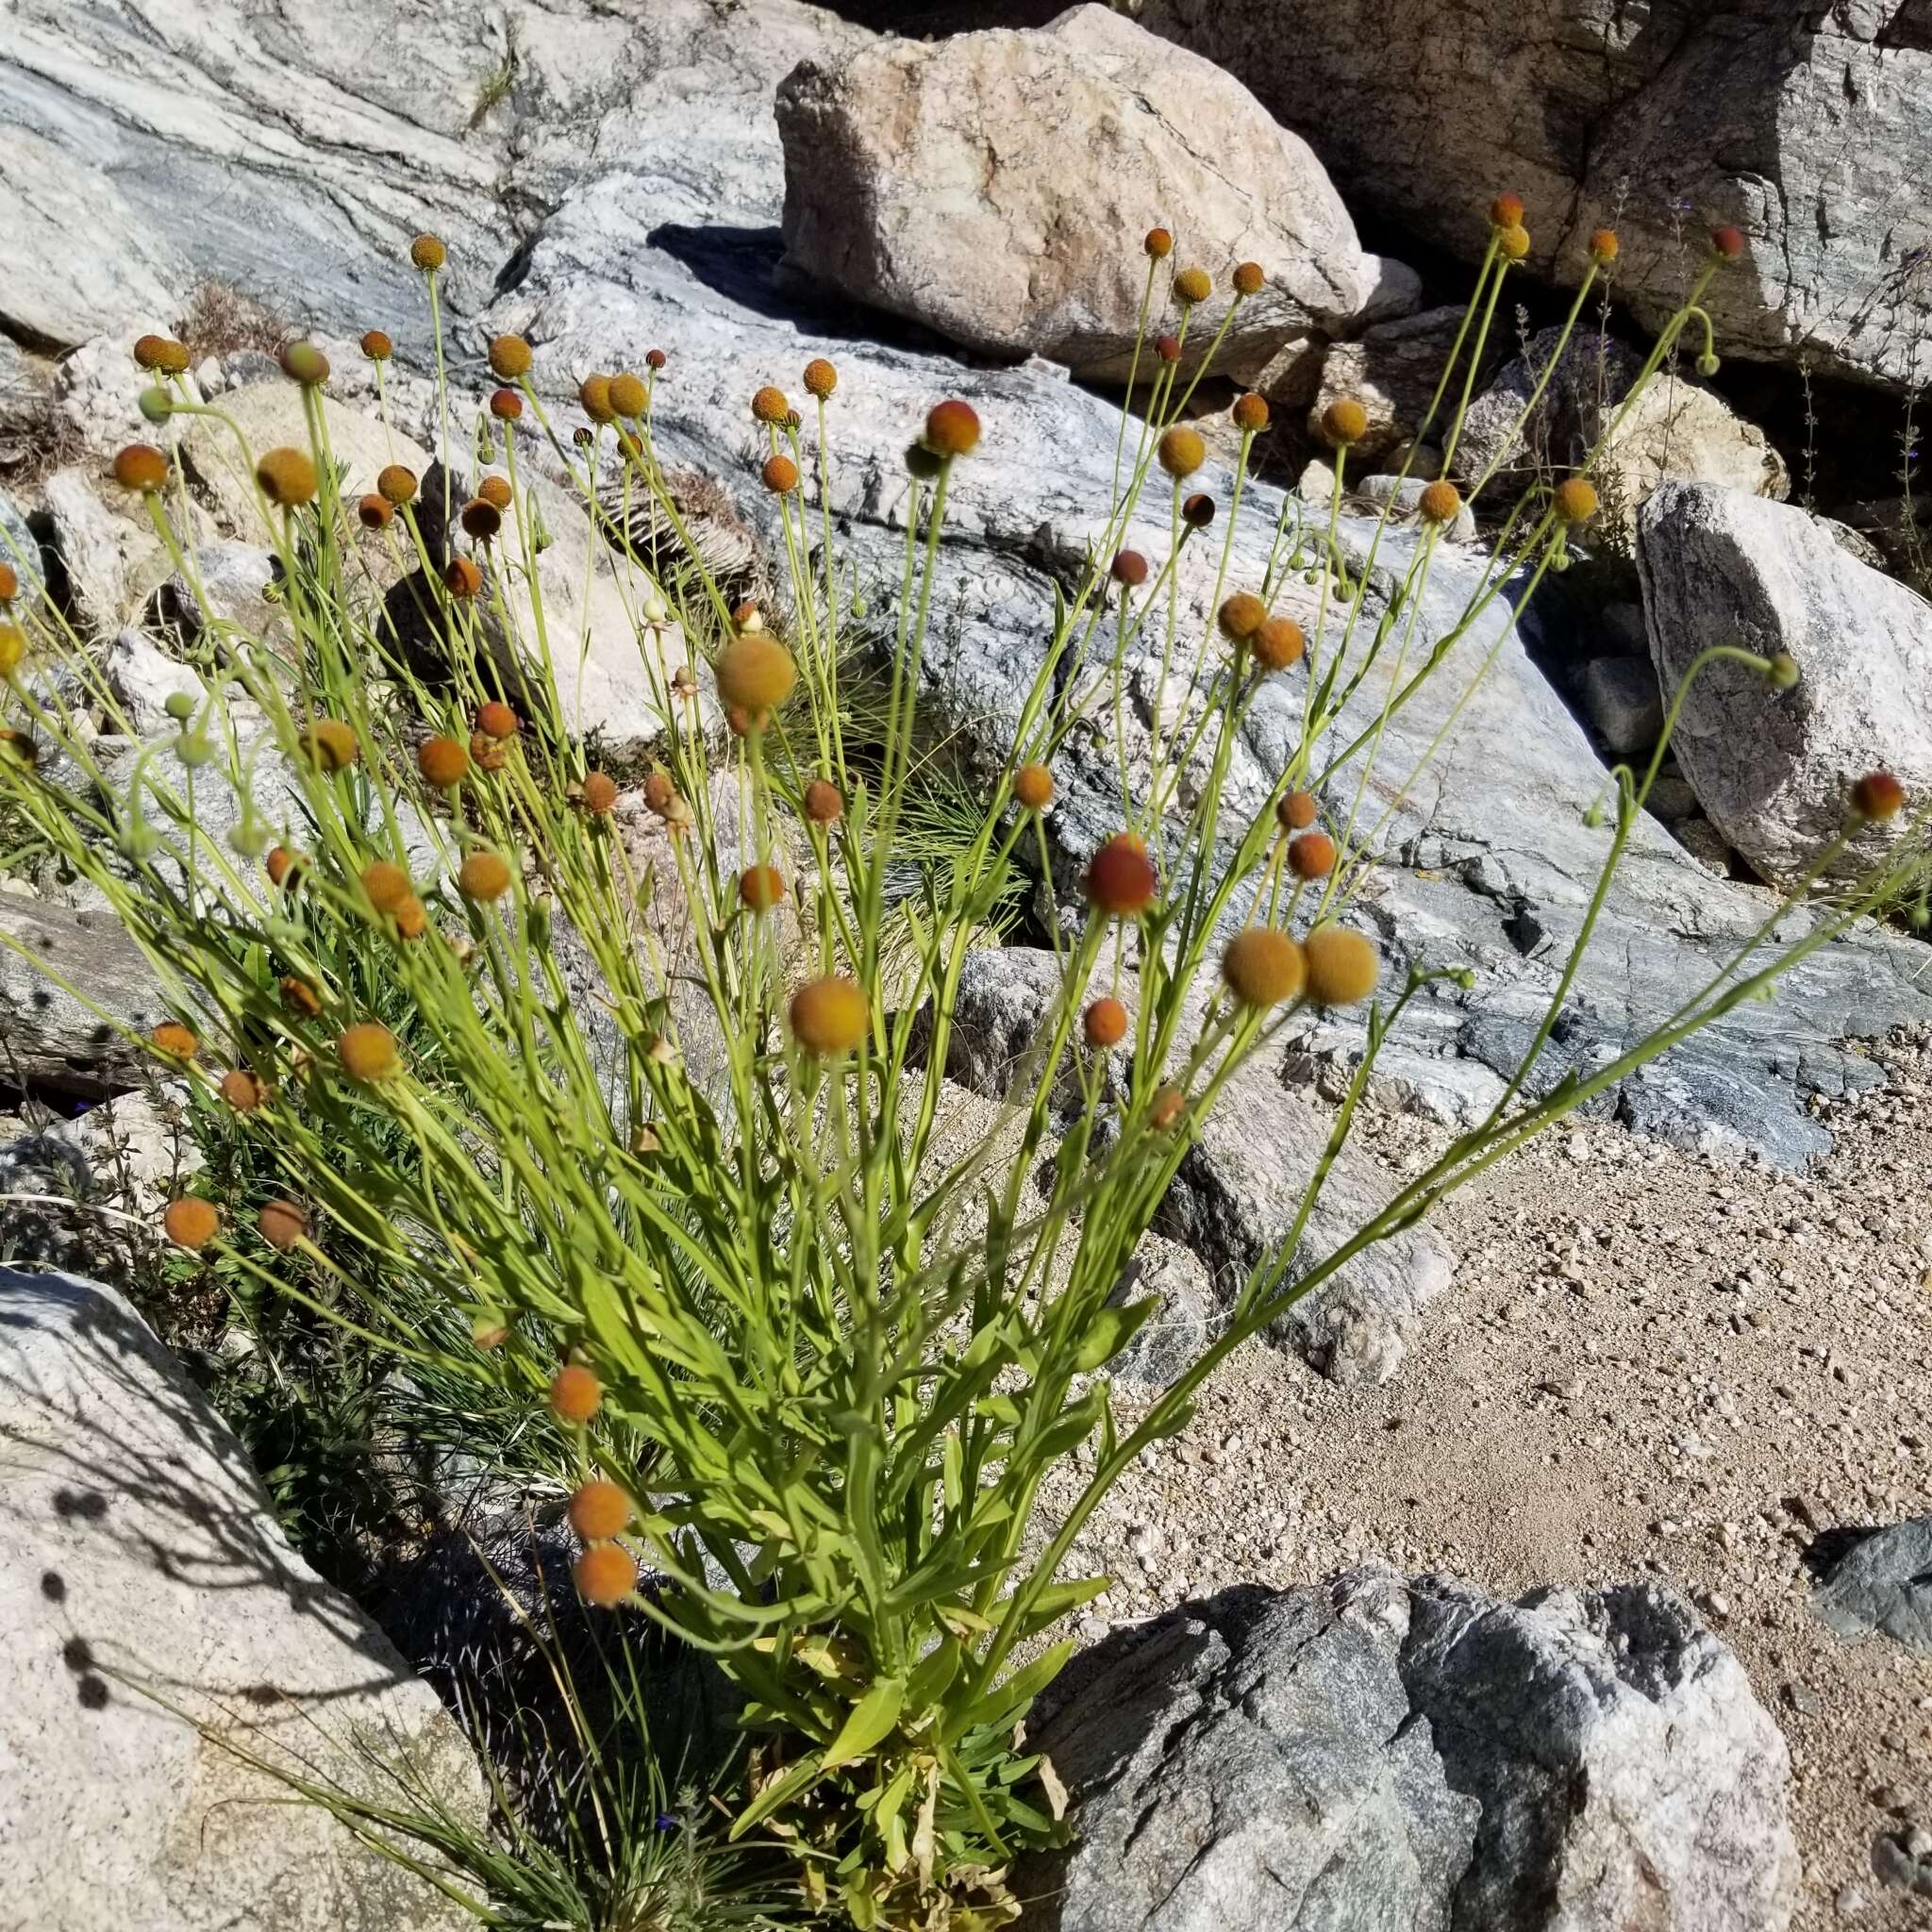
[[1309, 307, 1476, 465], [0, 892, 165, 1097], [1638, 480, 1932, 885], [1026, 1568, 1796, 1932], [1809, 1516, 1932, 1657], [1874, 1825, 1932, 1897], [1581, 656, 1664, 757], [0, 1269, 479, 1930]]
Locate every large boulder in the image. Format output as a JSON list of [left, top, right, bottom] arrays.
[[1139, 0, 1932, 391], [0, 1269, 479, 1930], [776, 5, 1373, 380], [0, 891, 165, 1097], [1637, 480, 1932, 885], [1026, 1568, 1796, 1932]]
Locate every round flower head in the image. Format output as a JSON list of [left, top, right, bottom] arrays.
[[338, 1022, 401, 1081], [394, 896, 427, 940], [220, 1069, 265, 1113], [581, 771, 619, 814], [1498, 225, 1532, 261], [924, 400, 981, 458], [1156, 332, 1182, 364], [1084, 996, 1128, 1048], [444, 556, 484, 598], [258, 1199, 308, 1252], [1711, 225, 1746, 259], [409, 233, 447, 271], [1490, 192, 1526, 227], [280, 974, 323, 1017], [1218, 592, 1267, 642], [151, 1021, 199, 1059], [751, 385, 791, 425], [458, 850, 513, 901], [1144, 226, 1174, 258], [113, 444, 170, 493], [164, 1196, 220, 1251], [1232, 392, 1270, 433], [478, 475, 512, 511], [302, 719, 359, 772], [490, 387, 523, 421], [1252, 615, 1305, 672], [1232, 261, 1266, 296], [1111, 549, 1150, 587], [1149, 1086, 1187, 1131], [1303, 924, 1378, 1005], [266, 845, 304, 889], [360, 860, 412, 914], [568, 1480, 631, 1541], [1013, 762, 1054, 811], [805, 778, 843, 824], [157, 339, 192, 375], [133, 334, 171, 371], [257, 447, 318, 508], [278, 341, 329, 386], [575, 1544, 637, 1607], [377, 463, 418, 506], [715, 635, 797, 712], [1183, 491, 1216, 528], [1555, 476, 1599, 525], [358, 493, 392, 530], [646, 348, 667, 371], [734, 601, 764, 632], [1851, 771, 1906, 821], [1289, 829, 1336, 878], [0, 624, 24, 679], [460, 498, 502, 543], [1158, 426, 1206, 478], [488, 334, 532, 380], [1588, 228, 1619, 264], [1418, 480, 1462, 525], [791, 975, 869, 1056], [1321, 399, 1368, 448], [478, 700, 520, 741], [1278, 789, 1318, 831], [642, 770, 675, 812], [0, 562, 17, 603], [550, 1363, 602, 1422], [1173, 265, 1212, 306], [578, 375, 616, 424], [608, 373, 647, 418], [139, 385, 174, 425], [1223, 926, 1306, 1008], [762, 454, 800, 494], [739, 864, 786, 912], [361, 329, 393, 361], [1766, 652, 1800, 691], [803, 357, 838, 399], [1087, 833, 1158, 917], [419, 735, 469, 787]]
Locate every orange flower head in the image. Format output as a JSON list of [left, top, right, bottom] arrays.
[[358, 493, 393, 530], [1418, 480, 1463, 525], [419, 735, 469, 787], [459, 499, 501, 543], [0, 563, 17, 603], [280, 975, 323, 1018], [220, 1069, 265, 1112], [477, 700, 520, 741], [1144, 226, 1174, 258], [490, 387, 523, 421], [1490, 192, 1526, 227], [1149, 1086, 1186, 1131], [608, 373, 647, 418], [133, 334, 172, 372], [924, 400, 981, 458], [1278, 789, 1318, 831], [1555, 476, 1599, 525], [1321, 399, 1368, 447], [645, 348, 667, 371], [1851, 771, 1906, 822], [578, 375, 616, 424], [803, 357, 838, 398], [739, 864, 786, 912], [762, 454, 800, 494], [1223, 927, 1306, 1008], [1158, 426, 1206, 478], [488, 334, 532, 380], [409, 234, 447, 271], [643, 771, 675, 812], [376, 463, 418, 506], [360, 329, 393, 361], [1498, 225, 1532, 261], [574, 1544, 637, 1607], [258, 1199, 308, 1252], [1111, 549, 1149, 587], [1174, 265, 1212, 305], [1711, 225, 1747, 259], [1155, 332, 1181, 364], [393, 896, 427, 940], [581, 771, 618, 814], [805, 778, 844, 824], [360, 860, 412, 914], [444, 556, 484, 598], [1084, 996, 1128, 1049], [1218, 592, 1267, 642], [257, 447, 318, 508], [1589, 228, 1620, 264], [151, 1021, 199, 1059], [1252, 615, 1305, 672], [478, 475, 512, 510], [568, 1480, 631, 1541], [458, 850, 513, 902], [1011, 761, 1055, 813], [751, 385, 791, 425], [1304, 924, 1379, 1005], [113, 444, 170, 493], [714, 635, 797, 712], [278, 340, 329, 386], [338, 1022, 400, 1081], [1232, 260, 1266, 296], [1289, 830, 1337, 879], [790, 975, 870, 1056], [1087, 834, 1158, 917], [266, 844, 304, 889], [302, 719, 359, 772], [164, 1197, 220, 1250], [550, 1363, 603, 1422], [1232, 391, 1270, 433], [1183, 491, 1215, 528]]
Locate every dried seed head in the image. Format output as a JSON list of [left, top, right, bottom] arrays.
[[1218, 592, 1267, 642], [488, 334, 532, 380], [1490, 192, 1526, 227], [803, 357, 838, 398], [609, 373, 647, 418], [478, 475, 512, 510], [358, 493, 393, 530], [338, 1022, 401, 1081], [220, 1069, 265, 1112], [805, 778, 844, 824], [1144, 226, 1174, 258], [258, 1199, 308, 1252], [280, 974, 323, 1017], [1588, 228, 1619, 264], [458, 850, 513, 901], [360, 860, 412, 913], [578, 375, 616, 424], [1149, 1086, 1186, 1131], [1711, 225, 1746, 259], [751, 385, 791, 425], [1013, 763, 1055, 811], [762, 453, 800, 494], [266, 845, 304, 889], [1174, 265, 1212, 305], [739, 864, 786, 911], [643, 770, 675, 812], [1084, 996, 1129, 1049], [1321, 399, 1368, 447], [581, 771, 619, 814], [1110, 549, 1149, 587], [1232, 391, 1271, 433], [151, 1021, 199, 1058], [1418, 479, 1463, 525], [113, 444, 170, 493], [302, 719, 359, 772], [459, 498, 502, 543], [477, 700, 521, 741], [278, 340, 329, 386], [790, 975, 870, 1056], [1252, 615, 1305, 672], [646, 347, 667, 370], [568, 1480, 631, 1541], [0, 624, 24, 678], [714, 635, 797, 712], [1289, 830, 1337, 878], [444, 555, 484, 598], [360, 329, 393, 361], [377, 463, 418, 506], [409, 234, 447, 271], [1850, 771, 1906, 821], [1498, 225, 1532, 261], [1183, 491, 1216, 528], [1554, 476, 1599, 525], [1223, 926, 1306, 1008], [164, 1196, 220, 1250], [575, 1543, 637, 1607], [257, 446, 318, 508], [1158, 426, 1206, 478], [924, 399, 981, 458], [490, 386, 523, 421], [1156, 331, 1182, 363], [1278, 789, 1318, 831], [1303, 924, 1379, 1005], [1087, 833, 1158, 917], [1232, 260, 1265, 296], [419, 735, 469, 787], [550, 1363, 602, 1422]]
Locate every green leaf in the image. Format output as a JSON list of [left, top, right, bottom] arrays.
[[947, 1639, 1076, 1740], [731, 1753, 824, 1837], [1073, 1296, 1158, 1372], [822, 1674, 907, 1771]]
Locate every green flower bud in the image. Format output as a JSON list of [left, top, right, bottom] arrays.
[[228, 816, 271, 858], [175, 733, 215, 769], [163, 691, 195, 723], [1766, 651, 1799, 690], [1696, 352, 1721, 377], [139, 386, 175, 425]]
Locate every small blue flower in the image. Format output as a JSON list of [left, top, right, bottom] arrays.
[[654, 1811, 679, 1833]]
